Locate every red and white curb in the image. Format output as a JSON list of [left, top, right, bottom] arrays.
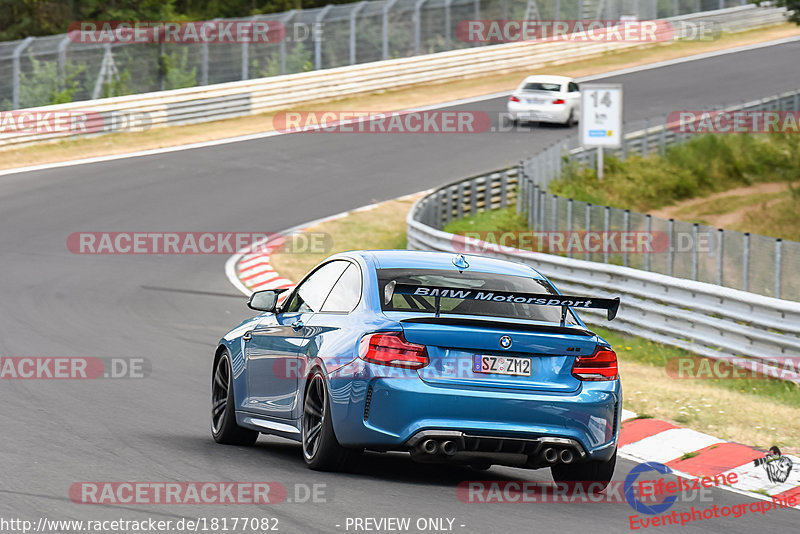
[[619, 410, 799, 507], [223, 201, 799, 508]]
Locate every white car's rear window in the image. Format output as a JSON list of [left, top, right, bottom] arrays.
[[522, 82, 562, 92]]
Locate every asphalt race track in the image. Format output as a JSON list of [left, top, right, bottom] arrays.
[[1, 41, 798, 533]]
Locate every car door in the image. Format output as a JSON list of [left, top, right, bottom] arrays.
[[244, 260, 349, 419], [293, 261, 364, 419]]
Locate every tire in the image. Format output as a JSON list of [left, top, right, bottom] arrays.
[[302, 371, 360, 471], [564, 108, 576, 127], [211, 350, 259, 446], [551, 448, 616, 491]]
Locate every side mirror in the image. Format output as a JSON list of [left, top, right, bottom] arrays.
[[247, 290, 284, 312]]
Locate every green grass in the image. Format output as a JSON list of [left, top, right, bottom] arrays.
[[549, 134, 800, 214], [591, 325, 800, 408]]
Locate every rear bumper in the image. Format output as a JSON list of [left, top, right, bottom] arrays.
[[508, 102, 571, 124], [328, 361, 620, 463]]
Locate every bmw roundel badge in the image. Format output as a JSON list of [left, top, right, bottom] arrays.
[[499, 336, 512, 349]]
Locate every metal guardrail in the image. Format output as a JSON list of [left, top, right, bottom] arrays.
[[0, 4, 788, 148], [407, 169, 800, 382], [517, 88, 800, 301], [0, 0, 768, 111]]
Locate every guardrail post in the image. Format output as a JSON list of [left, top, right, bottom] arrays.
[[566, 199, 573, 259], [742, 233, 750, 292], [644, 215, 652, 271], [691, 223, 699, 281], [12, 36, 34, 109], [660, 118, 667, 156], [551, 195, 558, 234], [585, 203, 592, 261], [443, 187, 451, 226], [414, 0, 429, 55], [529, 184, 537, 229], [500, 171, 508, 209], [774, 238, 782, 299], [673, 0, 679, 16], [201, 21, 216, 85], [603, 206, 610, 264], [383, 0, 400, 61], [315, 5, 334, 70], [667, 218, 674, 277], [280, 11, 297, 74], [349, 2, 367, 65], [642, 118, 649, 157], [539, 190, 546, 231], [457, 182, 464, 219], [445, 0, 454, 50], [623, 209, 630, 267], [434, 191, 443, 229], [716, 229, 723, 286], [794, 92, 799, 113], [58, 35, 70, 83], [470, 179, 478, 215]]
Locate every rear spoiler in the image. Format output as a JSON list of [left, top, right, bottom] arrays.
[[387, 283, 620, 322]]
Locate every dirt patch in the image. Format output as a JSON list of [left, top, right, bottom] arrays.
[[650, 182, 791, 229]]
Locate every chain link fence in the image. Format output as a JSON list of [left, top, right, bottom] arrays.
[[517, 89, 800, 301], [0, 0, 753, 110]]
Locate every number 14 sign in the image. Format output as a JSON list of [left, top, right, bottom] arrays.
[[581, 84, 623, 148]]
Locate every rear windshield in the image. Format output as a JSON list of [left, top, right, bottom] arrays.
[[522, 82, 562, 92], [377, 268, 578, 324]]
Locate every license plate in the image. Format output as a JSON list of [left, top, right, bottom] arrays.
[[527, 98, 544, 104], [473, 355, 531, 377]]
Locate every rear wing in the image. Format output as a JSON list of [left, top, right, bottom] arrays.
[[387, 283, 620, 322]]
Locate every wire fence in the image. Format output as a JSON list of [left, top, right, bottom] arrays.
[[0, 0, 753, 110], [516, 89, 800, 301]]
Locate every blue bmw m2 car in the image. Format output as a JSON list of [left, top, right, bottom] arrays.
[[212, 250, 621, 485]]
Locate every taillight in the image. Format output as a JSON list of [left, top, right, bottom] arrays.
[[572, 347, 618, 381], [552, 99, 566, 104], [358, 333, 429, 370], [509, 95, 520, 102]]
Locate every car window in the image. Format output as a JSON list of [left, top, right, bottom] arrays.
[[321, 263, 362, 313], [377, 268, 578, 324], [283, 261, 349, 313], [569, 82, 579, 92], [522, 82, 561, 92]]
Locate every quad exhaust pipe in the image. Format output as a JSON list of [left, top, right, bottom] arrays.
[[421, 439, 439, 454], [415, 437, 577, 465], [441, 440, 457, 456], [418, 439, 459, 456]]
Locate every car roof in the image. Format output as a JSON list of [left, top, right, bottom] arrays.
[[520, 75, 573, 85], [338, 250, 547, 280]]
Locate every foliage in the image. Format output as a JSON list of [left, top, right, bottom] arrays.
[[0, 0, 365, 40], [548, 134, 800, 213]]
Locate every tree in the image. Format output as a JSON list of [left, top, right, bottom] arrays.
[[753, 1, 800, 24]]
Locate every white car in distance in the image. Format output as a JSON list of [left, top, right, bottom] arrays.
[[507, 75, 581, 126]]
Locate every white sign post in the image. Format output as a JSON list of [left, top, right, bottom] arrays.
[[581, 84, 623, 180]]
